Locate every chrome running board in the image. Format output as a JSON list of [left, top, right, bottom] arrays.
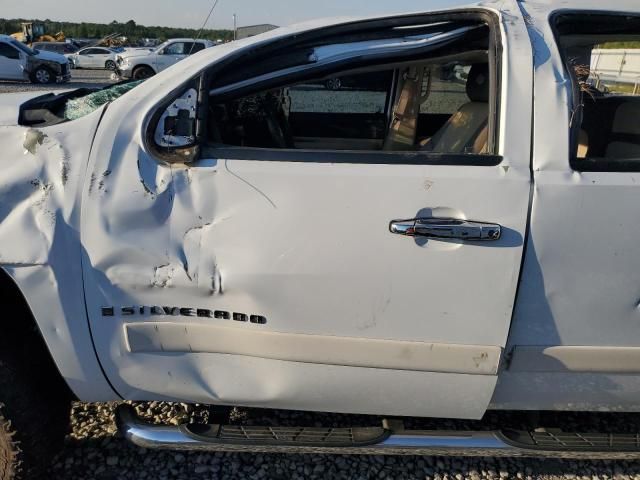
[[115, 405, 640, 458]]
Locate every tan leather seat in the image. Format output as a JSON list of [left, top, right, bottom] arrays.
[[577, 129, 589, 158], [422, 64, 489, 154]]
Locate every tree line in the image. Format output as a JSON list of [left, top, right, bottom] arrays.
[[0, 18, 233, 44]]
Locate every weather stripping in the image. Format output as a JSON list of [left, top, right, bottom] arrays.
[[209, 25, 481, 97]]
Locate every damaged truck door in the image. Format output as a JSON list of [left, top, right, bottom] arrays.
[[0, 41, 24, 81], [80, 8, 533, 419]]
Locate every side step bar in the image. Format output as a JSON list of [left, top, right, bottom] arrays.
[[115, 405, 640, 458]]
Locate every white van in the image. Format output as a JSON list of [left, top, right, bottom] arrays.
[[0, 35, 71, 84]]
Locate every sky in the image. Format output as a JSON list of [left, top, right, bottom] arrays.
[[1, 0, 450, 30]]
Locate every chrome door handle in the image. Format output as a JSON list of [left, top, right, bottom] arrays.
[[389, 218, 501, 241]]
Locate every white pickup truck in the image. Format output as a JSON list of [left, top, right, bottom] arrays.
[[0, 35, 71, 84], [114, 38, 215, 80], [2, 0, 640, 477]]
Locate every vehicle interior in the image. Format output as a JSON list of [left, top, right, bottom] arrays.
[[555, 13, 640, 164], [203, 16, 498, 157]]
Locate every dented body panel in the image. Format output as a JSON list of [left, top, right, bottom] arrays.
[[0, 107, 115, 400], [0, 0, 639, 420]]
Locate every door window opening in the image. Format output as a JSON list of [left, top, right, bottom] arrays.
[[554, 13, 640, 171]]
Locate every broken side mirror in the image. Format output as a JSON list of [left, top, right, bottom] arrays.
[[154, 87, 197, 149]]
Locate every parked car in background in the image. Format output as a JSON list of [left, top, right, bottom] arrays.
[[68, 46, 119, 70], [31, 42, 79, 55], [0, 34, 70, 84], [32, 42, 81, 68], [115, 38, 214, 79]]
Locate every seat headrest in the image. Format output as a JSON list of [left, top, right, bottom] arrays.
[[466, 63, 490, 103], [612, 101, 640, 135]]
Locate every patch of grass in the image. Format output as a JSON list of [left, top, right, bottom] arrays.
[[599, 41, 640, 49]]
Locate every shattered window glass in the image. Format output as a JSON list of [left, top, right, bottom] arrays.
[[64, 80, 144, 121]]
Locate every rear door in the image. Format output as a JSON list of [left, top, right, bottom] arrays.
[[188, 42, 206, 55], [93, 48, 111, 68], [81, 3, 533, 419], [495, 9, 640, 409]]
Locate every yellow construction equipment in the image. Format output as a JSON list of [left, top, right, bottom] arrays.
[[10, 22, 65, 45]]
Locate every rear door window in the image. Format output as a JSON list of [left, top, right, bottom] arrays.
[[189, 43, 205, 54], [555, 13, 640, 170]]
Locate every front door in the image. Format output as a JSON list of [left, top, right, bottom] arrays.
[[76, 49, 94, 68], [156, 42, 187, 72], [0, 44, 24, 80], [81, 3, 533, 419]]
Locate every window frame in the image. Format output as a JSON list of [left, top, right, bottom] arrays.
[[552, 10, 640, 172], [189, 42, 206, 54], [0, 43, 20, 60], [145, 10, 504, 166], [164, 42, 187, 55]]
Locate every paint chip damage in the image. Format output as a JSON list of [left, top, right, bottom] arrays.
[[23, 128, 46, 155]]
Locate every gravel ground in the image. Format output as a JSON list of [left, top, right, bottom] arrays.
[[0, 69, 114, 93], [49, 402, 640, 480]]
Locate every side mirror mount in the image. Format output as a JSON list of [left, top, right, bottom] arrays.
[[164, 109, 194, 138], [154, 87, 198, 150]]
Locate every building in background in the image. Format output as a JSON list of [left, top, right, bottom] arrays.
[[236, 24, 278, 40]]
